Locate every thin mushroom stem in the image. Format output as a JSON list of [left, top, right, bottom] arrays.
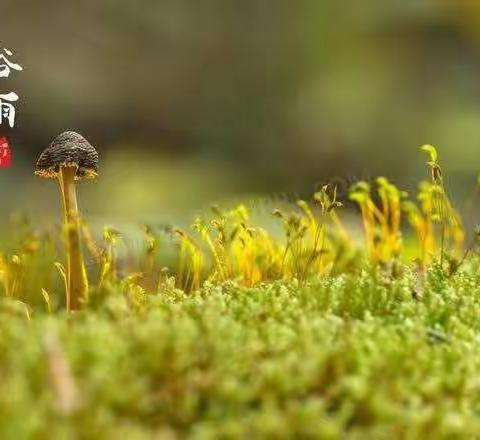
[[59, 166, 88, 311]]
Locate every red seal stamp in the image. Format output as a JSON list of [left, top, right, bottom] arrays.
[[0, 137, 12, 168]]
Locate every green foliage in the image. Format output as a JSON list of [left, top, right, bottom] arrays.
[[2, 267, 480, 437], [1, 145, 480, 436]]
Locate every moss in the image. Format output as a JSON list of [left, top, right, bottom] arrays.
[[1, 268, 480, 438]]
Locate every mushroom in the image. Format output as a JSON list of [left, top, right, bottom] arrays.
[[35, 131, 99, 310]]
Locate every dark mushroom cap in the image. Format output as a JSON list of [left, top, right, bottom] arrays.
[[35, 131, 99, 179]]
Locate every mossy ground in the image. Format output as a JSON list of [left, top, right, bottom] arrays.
[[2, 263, 480, 439], [1, 145, 478, 438]]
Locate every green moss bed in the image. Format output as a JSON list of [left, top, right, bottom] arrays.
[[2, 265, 480, 439]]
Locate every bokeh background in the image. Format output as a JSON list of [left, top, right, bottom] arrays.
[[2, 0, 480, 226]]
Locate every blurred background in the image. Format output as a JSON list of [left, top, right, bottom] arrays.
[[2, 0, 480, 226]]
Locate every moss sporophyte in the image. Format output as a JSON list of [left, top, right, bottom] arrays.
[[25, 142, 467, 308], [35, 131, 99, 311]]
